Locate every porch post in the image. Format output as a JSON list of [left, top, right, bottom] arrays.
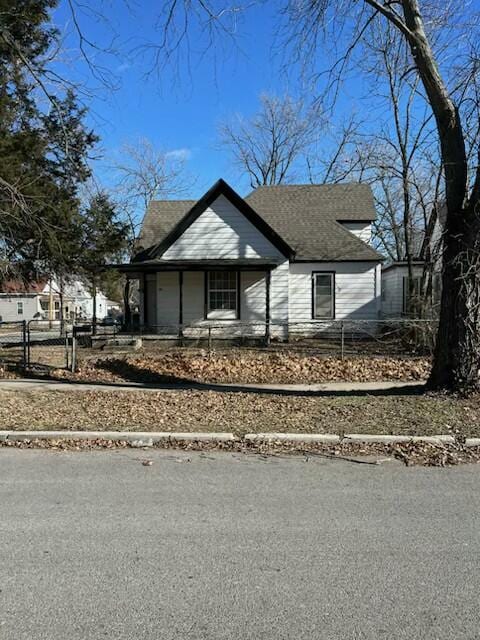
[[265, 269, 271, 346], [142, 272, 148, 330], [178, 271, 184, 338]]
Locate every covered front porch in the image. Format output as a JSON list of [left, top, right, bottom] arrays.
[[116, 258, 281, 343]]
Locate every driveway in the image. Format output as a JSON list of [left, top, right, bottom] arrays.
[[1, 449, 479, 639]]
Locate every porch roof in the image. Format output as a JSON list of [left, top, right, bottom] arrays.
[[110, 258, 282, 274]]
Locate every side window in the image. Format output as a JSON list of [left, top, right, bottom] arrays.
[[17, 301, 24, 315], [313, 273, 335, 319]]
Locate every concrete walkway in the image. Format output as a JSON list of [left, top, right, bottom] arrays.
[[0, 377, 425, 394]]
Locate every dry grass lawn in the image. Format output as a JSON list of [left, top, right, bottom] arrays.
[[59, 350, 431, 384], [0, 388, 479, 437]]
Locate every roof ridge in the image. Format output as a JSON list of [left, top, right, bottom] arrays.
[[248, 182, 366, 190], [148, 198, 197, 204]]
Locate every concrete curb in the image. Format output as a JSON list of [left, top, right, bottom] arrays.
[[244, 433, 341, 444], [344, 434, 456, 445], [0, 431, 237, 445], [0, 431, 478, 447]]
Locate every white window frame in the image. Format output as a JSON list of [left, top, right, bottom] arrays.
[[312, 272, 335, 320], [206, 271, 239, 320], [17, 301, 24, 316]]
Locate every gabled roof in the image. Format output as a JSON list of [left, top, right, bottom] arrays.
[[136, 200, 196, 255], [0, 279, 48, 295], [135, 180, 384, 264], [134, 179, 294, 261], [245, 184, 383, 261]]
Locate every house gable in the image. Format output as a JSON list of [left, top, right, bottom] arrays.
[[134, 179, 293, 262], [162, 194, 287, 260]]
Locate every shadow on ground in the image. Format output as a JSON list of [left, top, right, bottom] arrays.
[[9, 357, 427, 399]]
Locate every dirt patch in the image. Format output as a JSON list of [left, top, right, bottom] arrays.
[[52, 349, 431, 385], [0, 388, 478, 437]]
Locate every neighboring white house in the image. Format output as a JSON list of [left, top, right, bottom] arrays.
[[381, 205, 445, 318], [0, 277, 117, 323], [114, 179, 384, 338], [381, 261, 425, 317]]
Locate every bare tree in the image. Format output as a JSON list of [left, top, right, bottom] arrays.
[[219, 94, 323, 188], [284, 1, 480, 391], [349, 19, 444, 315], [112, 138, 195, 324], [306, 116, 367, 186], [24, 0, 480, 392]]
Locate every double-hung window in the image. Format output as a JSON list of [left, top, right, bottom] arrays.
[[207, 271, 239, 320], [313, 272, 335, 319], [17, 301, 24, 316]]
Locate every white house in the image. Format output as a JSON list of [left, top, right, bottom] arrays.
[[381, 261, 425, 317], [0, 277, 115, 323], [381, 205, 445, 318], [115, 179, 384, 339]]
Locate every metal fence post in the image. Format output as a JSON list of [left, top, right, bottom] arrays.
[[71, 331, 76, 373], [208, 325, 212, 353], [26, 320, 31, 368], [65, 331, 69, 370], [22, 320, 27, 369], [340, 321, 345, 360]]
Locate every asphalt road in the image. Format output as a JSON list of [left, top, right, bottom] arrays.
[[1, 449, 479, 640]]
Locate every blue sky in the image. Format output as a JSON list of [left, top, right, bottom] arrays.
[[52, 1, 365, 199], [50, 0, 480, 207]]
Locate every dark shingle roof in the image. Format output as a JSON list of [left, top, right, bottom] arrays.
[[245, 184, 382, 261], [137, 200, 196, 253], [137, 182, 383, 262]]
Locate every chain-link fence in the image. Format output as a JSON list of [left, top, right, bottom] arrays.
[[1, 318, 438, 374], [89, 319, 438, 358], [26, 320, 73, 370], [0, 320, 74, 372], [0, 321, 27, 369]]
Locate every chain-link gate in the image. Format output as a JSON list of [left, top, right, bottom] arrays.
[[0, 321, 27, 370], [25, 320, 72, 371]]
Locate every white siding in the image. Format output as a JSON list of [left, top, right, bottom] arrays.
[[0, 295, 40, 322], [156, 272, 180, 329], [381, 265, 423, 317], [154, 194, 289, 334], [270, 260, 289, 337], [241, 271, 266, 323], [341, 222, 372, 243], [289, 262, 380, 323], [162, 195, 283, 260], [154, 266, 289, 335]]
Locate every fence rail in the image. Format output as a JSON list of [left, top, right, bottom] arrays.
[[0, 318, 438, 373], [111, 318, 438, 357]]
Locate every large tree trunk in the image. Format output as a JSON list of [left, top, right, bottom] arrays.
[[399, 0, 478, 391], [428, 202, 480, 391]]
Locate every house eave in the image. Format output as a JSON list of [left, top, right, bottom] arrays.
[[108, 258, 283, 273], [291, 256, 385, 263]]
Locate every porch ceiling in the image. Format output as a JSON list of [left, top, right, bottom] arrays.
[[109, 258, 282, 273]]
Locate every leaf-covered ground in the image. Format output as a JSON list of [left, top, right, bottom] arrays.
[[54, 350, 431, 384], [0, 388, 478, 436]]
